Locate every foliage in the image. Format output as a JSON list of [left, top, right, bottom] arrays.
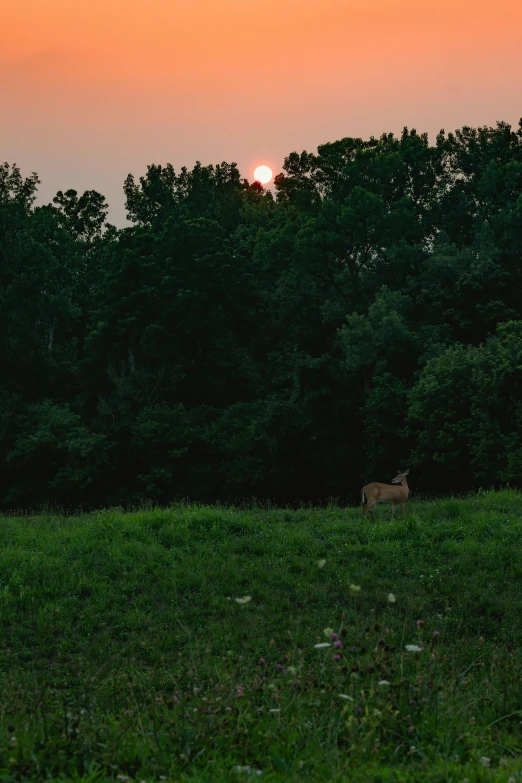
[[407, 321, 522, 487], [2, 118, 522, 506]]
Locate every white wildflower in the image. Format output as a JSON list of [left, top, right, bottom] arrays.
[[349, 584, 361, 595], [388, 593, 396, 603], [405, 644, 423, 653], [323, 627, 334, 638], [235, 596, 252, 605], [317, 559, 326, 569], [314, 642, 331, 649]]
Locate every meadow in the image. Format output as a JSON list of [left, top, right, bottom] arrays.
[[1, 491, 522, 782]]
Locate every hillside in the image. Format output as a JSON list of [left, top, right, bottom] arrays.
[[1, 491, 522, 780]]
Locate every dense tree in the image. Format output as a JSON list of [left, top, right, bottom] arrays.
[[1, 118, 522, 508]]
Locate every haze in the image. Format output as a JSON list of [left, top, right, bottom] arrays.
[[2, 0, 521, 224]]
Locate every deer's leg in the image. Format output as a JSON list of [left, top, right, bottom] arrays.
[[400, 502, 406, 516], [370, 501, 377, 520], [392, 503, 396, 519]]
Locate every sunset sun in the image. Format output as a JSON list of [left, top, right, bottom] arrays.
[[254, 165, 273, 185]]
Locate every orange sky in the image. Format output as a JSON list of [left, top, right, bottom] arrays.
[[2, 0, 521, 223]]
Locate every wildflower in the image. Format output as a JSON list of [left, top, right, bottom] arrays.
[[286, 666, 297, 675], [349, 584, 361, 595], [416, 619, 425, 629], [235, 596, 252, 605], [479, 757, 491, 768], [378, 680, 390, 686], [388, 593, 396, 603], [314, 643, 331, 649], [317, 559, 326, 569], [323, 627, 334, 638], [333, 654, 342, 661], [236, 686, 245, 698], [333, 640, 343, 649], [405, 644, 423, 653], [338, 694, 353, 701], [433, 630, 440, 639], [408, 726, 414, 734], [331, 632, 339, 641], [275, 663, 282, 671], [269, 708, 280, 713], [259, 658, 266, 666]]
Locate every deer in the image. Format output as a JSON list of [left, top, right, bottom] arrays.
[[361, 469, 410, 520]]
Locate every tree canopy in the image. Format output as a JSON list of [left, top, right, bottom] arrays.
[[2, 119, 522, 508]]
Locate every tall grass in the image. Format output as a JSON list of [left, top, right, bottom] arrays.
[[1, 491, 522, 781]]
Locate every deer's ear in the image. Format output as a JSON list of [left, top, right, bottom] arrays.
[[403, 469, 410, 476]]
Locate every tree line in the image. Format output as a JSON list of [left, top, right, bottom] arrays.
[[1, 120, 522, 508]]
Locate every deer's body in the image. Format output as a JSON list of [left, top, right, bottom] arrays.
[[361, 470, 410, 520]]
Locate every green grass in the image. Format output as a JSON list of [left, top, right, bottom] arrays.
[[1, 490, 522, 781]]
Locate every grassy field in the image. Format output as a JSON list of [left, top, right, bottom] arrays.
[[1, 491, 522, 782]]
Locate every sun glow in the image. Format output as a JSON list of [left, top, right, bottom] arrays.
[[254, 165, 273, 185]]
